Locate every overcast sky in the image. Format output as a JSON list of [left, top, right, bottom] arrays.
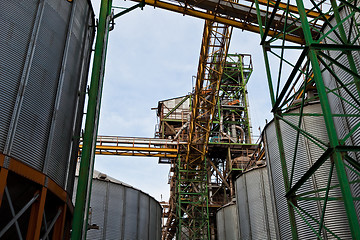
[[90, 0, 273, 202]]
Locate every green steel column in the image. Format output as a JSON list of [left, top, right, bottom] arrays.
[[71, 0, 112, 239], [295, 0, 360, 238], [254, 0, 298, 238], [204, 157, 210, 239], [239, 56, 252, 143], [177, 155, 182, 240]]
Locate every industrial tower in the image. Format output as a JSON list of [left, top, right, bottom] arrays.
[[73, 0, 360, 239]]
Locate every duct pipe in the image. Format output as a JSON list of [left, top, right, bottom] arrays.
[[219, 111, 236, 143], [231, 112, 237, 139], [174, 122, 189, 140], [236, 126, 245, 143], [220, 110, 224, 133]]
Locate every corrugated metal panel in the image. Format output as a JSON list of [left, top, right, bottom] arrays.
[[0, 0, 39, 151], [322, 6, 360, 223], [156, 203, 162, 240], [47, 0, 93, 189], [161, 96, 190, 120], [123, 188, 140, 239], [74, 175, 162, 239], [87, 180, 107, 239], [235, 172, 251, 239], [246, 169, 268, 239], [216, 204, 240, 240], [235, 167, 278, 239], [216, 207, 226, 239], [149, 197, 159, 240], [66, 5, 95, 195], [264, 103, 352, 239], [264, 125, 291, 239], [105, 183, 125, 239], [11, 0, 71, 172], [138, 193, 150, 239], [0, 0, 94, 190]]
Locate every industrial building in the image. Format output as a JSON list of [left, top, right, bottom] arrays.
[[0, 0, 359, 240]]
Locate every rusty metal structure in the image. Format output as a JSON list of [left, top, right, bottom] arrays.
[[156, 53, 258, 239]]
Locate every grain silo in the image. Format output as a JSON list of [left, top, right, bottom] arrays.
[[74, 170, 163, 239], [264, 102, 353, 239], [216, 202, 240, 240], [235, 166, 279, 239], [321, 5, 360, 222], [0, 0, 94, 238]]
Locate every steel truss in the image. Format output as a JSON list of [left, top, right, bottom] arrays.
[[0, 155, 71, 240], [79, 136, 181, 158], [206, 54, 256, 207], [129, 0, 323, 43], [160, 53, 258, 240], [175, 18, 233, 239], [255, 0, 360, 238], [210, 54, 253, 145]]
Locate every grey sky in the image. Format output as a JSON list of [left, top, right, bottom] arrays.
[[90, 0, 273, 202]]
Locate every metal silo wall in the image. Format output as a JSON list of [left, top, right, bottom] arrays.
[[216, 204, 240, 240], [264, 103, 352, 239], [321, 6, 360, 222], [235, 167, 278, 239], [80, 178, 162, 240], [0, 0, 94, 191]]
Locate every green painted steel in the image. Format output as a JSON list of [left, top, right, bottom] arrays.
[[71, 0, 113, 239], [210, 54, 254, 144], [295, 0, 360, 237], [71, 1, 147, 239], [256, 0, 360, 238], [176, 155, 210, 239], [254, 0, 299, 238]]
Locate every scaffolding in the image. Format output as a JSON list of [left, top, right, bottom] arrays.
[[158, 53, 257, 239]]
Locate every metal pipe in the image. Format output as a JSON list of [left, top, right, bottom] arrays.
[[235, 126, 245, 143], [219, 110, 236, 142], [4, 188, 23, 240], [174, 122, 189, 140], [71, 0, 112, 239], [231, 112, 237, 139], [41, 209, 62, 240]]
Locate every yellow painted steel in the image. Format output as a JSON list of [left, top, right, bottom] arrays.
[[93, 151, 178, 158], [130, 0, 305, 44], [80, 145, 178, 153], [79, 136, 179, 158], [252, 0, 329, 18]]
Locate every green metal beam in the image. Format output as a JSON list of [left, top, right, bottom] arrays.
[[113, 0, 145, 19], [295, 0, 360, 237], [71, 0, 113, 239], [254, 0, 299, 237]]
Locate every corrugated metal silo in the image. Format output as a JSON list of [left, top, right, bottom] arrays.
[[321, 5, 360, 222], [216, 202, 240, 240], [74, 170, 163, 240], [0, 0, 94, 238], [264, 103, 353, 239], [235, 166, 278, 239]]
